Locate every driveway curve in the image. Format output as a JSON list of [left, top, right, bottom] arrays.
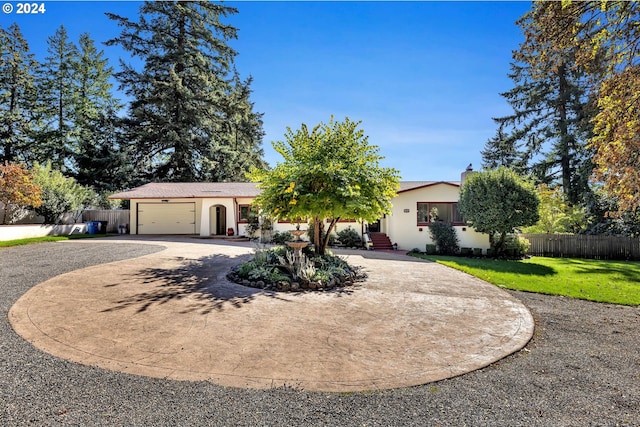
[[9, 237, 533, 392]]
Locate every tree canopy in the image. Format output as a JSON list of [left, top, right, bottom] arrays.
[[518, 1, 640, 212], [107, 1, 265, 182], [32, 162, 96, 224], [250, 117, 400, 255], [458, 167, 539, 255], [0, 162, 41, 224]]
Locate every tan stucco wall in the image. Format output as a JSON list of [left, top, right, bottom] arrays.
[[386, 184, 490, 251], [129, 187, 490, 251]]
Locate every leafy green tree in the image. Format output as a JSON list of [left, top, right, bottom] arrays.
[[458, 167, 539, 256], [521, 184, 586, 234], [0, 162, 42, 224], [251, 117, 400, 256], [32, 162, 96, 224], [0, 23, 39, 164], [107, 1, 265, 182]]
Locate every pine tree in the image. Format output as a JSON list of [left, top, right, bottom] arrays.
[[208, 72, 266, 182], [34, 25, 79, 172], [0, 23, 39, 164], [107, 1, 265, 182], [490, 45, 595, 205], [73, 33, 129, 192], [480, 123, 526, 172]]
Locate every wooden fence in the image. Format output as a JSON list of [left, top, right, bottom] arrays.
[[522, 233, 640, 260], [82, 210, 130, 233]]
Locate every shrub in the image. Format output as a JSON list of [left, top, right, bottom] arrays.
[[428, 221, 459, 255], [425, 244, 437, 254], [503, 234, 531, 258], [272, 231, 293, 245], [229, 247, 364, 291], [473, 248, 483, 256], [337, 227, 362, 248], [460, 247, 473, 256]]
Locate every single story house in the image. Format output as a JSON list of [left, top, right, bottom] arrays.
[[109, 169, 490, 251]]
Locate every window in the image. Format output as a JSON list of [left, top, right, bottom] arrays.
[[238, 205, 251, 223], [417, 202, 463, 225]]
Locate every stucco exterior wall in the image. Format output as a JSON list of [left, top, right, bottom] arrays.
[[386, 183, 490, 251]]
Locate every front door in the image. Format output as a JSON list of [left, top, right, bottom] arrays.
[[210, 205, 227, 235], [368, 219, 380, 233], [216, 206, 226, 235]]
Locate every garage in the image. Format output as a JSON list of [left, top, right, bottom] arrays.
[[137, 202, 196, 234]]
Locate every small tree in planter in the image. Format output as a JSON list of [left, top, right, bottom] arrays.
[[250, 117, 400, 256]]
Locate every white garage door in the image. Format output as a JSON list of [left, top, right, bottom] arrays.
[[137, 203, 196, 234]]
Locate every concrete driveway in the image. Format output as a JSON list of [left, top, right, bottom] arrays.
[[9, 237, 533, 392]]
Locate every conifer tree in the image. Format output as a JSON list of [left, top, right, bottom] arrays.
[[489, 33, 595, 206], [107, 1, 265, 182], [34, 25, 79, 172], [73, 33, 129, 192], [480, 123, 526, 172], [0, 23, 39, 164]]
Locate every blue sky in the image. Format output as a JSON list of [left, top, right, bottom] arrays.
[[2, 1, 531, 181]]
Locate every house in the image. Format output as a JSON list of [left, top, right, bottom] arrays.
[[109, 169, 490, 251]]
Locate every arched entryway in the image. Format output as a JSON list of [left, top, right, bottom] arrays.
[[209, 205, 227, 236]]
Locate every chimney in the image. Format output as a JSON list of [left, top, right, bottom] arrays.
[[460, 163, 473, 187]]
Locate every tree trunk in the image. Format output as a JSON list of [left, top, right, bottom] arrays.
[[314, 216, 323, 255], [557, 63, 573, 204]]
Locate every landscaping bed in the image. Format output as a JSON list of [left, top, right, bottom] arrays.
[[227, 245, 366, 292]]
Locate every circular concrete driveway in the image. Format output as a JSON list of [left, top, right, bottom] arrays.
[[9, 238, 533, 392]]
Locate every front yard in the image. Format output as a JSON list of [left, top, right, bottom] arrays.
[[410, 254, 640, 306]]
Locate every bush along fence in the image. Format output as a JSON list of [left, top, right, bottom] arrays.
[[81, 210, 130, 234], [522, 233, 640, 260]]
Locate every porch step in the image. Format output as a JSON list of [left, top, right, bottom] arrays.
[[369, 232, 394, 250]]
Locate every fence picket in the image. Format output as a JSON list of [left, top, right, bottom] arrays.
[[522, 233, 640, 260]]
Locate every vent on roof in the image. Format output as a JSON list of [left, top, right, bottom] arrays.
[[202, 190, 222, 193]]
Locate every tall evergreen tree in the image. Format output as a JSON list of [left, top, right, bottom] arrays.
[[0, 23, 39, 164], [209, 72, 265, 182], [34, 25, 79, 172], [73, 33, 129, 192], [107, 1, 265, 182], [480, 123, 526, 172], [489, 38, 595, 206]]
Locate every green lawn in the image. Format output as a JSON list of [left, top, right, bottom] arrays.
[[0, 234, 116, 248], [410, 254, 640, 306]]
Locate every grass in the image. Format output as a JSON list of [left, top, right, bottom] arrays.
[[0, 234, 116, 248], [410, 253, 640, 306]]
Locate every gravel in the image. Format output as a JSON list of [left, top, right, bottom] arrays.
[[1, 240, 639, 426]]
